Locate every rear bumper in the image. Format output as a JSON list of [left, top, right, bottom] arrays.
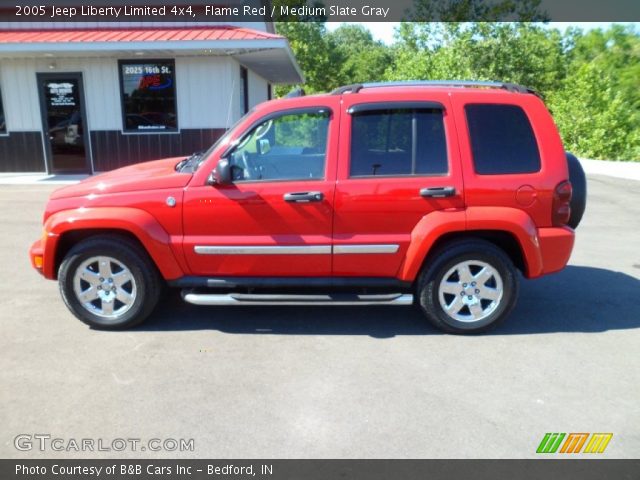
[[537, 226, 575, 276]]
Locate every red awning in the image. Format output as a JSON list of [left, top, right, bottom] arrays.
[[0, 26, 282, 44], [0, 25, 303, 83]]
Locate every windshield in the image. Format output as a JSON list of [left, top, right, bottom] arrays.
[[196, 108, 256, 169], [175, 108, 256, 173]]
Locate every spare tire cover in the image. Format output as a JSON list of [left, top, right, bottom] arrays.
[[566, 152, 587, 229]]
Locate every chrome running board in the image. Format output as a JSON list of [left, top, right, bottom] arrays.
[[182, 292, 414, 306]]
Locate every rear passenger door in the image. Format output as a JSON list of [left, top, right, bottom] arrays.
[[333, 94, 464, 277]]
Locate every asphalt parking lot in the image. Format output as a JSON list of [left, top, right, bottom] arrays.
[[1, 174, 638, 459]]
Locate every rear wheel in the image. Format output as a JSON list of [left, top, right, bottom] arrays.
[[417, 239, 519, 334], [58, 236, 162, 329]]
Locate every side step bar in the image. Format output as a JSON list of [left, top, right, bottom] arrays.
[[182, 292, 414, 306]]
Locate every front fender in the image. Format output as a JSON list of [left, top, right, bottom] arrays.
[[398, 207, 542, 282], [42, 207, 185, 280]]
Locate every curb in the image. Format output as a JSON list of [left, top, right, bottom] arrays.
[[579, 159, 640, 182]]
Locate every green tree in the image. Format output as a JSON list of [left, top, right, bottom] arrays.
[[568, 25, 640, 113], [275, 20, 639, 160], [386, 23, 565, 93], [274, 22, 339, 95], [327, 24, 393, 85], [407, 0, 549, 21], [548, 63, 640, 160]]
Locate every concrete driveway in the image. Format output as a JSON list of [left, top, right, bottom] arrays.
[[1, 174, 638, 459]]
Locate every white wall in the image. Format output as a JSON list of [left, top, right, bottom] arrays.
[[176, 56, 238, 129], [0, 55, 244, 133], [0, 57, 123, 131], [248, 69, 269, 108]]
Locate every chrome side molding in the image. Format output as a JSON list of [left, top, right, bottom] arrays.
[[194, 245, 331, 255], [194, 244, 400, 255], [333, 244, 399, 254]]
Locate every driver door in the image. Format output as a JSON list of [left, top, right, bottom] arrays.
[[182, 104, 339, 277]]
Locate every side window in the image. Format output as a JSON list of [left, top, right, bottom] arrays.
[[228, 110, 330, 182], [465, 104, 541, 174], [350, 107, 447, 177]]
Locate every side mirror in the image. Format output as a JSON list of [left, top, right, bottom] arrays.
[[207, 157, 232, 185]]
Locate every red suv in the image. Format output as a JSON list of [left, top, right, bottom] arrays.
[[29, 81, 586, 334]]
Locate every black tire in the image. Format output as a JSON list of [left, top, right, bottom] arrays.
[[566, 152, 587, 229], [58, 235, 162, 330], [417, 239, 519, 334]]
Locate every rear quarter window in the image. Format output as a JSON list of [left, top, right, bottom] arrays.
[[465, 104, 541, 175]]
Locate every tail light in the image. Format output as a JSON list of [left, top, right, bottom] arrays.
[[553, 181, 572, 226]]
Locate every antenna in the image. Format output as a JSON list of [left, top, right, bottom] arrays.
[[226, 76, 236, 129]]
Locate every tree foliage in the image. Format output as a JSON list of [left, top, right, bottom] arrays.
[[407, 0, 549, 22], [548, 64, 638, 160], [276, 22, 640, 160]]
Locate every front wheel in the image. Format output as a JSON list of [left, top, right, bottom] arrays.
[[417, 239, 519, 334], [58, 236, 162, 329]]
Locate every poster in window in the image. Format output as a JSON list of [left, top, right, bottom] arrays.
[[48, 82, 76, 107], [120, 60, 177, 132]]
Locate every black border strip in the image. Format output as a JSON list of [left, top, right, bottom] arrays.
[[2, 459, 640, 480]]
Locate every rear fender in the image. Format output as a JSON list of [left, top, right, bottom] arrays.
[[399, 207, 542, 282], [465, 207, 542, 277], [43, 207, 185, 280]]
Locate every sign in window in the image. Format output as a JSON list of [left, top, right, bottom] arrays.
[[119, 60, 177, 132]]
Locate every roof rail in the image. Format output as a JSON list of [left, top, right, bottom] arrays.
[[285, 87, 306, 98], [331, 84, 364, 95], [331, 80, 539, 96]]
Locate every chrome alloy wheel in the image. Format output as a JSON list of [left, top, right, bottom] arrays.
[[72, 256, 137, 320], [438, 260, 503, 323]]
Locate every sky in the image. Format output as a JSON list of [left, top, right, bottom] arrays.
[[325, 22, 638, 44]]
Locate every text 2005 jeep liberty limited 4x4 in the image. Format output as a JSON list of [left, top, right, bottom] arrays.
[[30, 81, 587, 334]]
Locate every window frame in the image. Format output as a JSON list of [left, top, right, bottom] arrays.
[[347, 102, 449, 179], [464, 102, 542, 176], [220, 106, 333, 185], [118, 58, 179, 134], [240, 66, 249, 115], [0, 83, 7, 135], [222, 106, 332, 184]]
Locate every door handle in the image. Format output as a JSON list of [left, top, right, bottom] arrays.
[[420, 186, 456, 198], [283, 191, 324, 203]]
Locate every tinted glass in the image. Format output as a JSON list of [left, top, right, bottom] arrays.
[[0, 86, 5, 133], [465, 104, 541, 174], [350, 108, 447, 177], [41, 77, 88, 172], [228, 111, 329, 182], [120, 60, 177, 132]]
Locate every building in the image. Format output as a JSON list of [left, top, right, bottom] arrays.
[[0, 18, 302, 174]]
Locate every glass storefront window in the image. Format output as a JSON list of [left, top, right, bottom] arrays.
[[119, 59, 177, 132]]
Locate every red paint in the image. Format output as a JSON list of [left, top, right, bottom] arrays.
[[30, 85, 575, 284], [0, 26, 281, 44]]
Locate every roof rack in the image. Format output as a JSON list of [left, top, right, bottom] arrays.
[[331, 80, 539, 96], [285, 87, 306, 98]]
